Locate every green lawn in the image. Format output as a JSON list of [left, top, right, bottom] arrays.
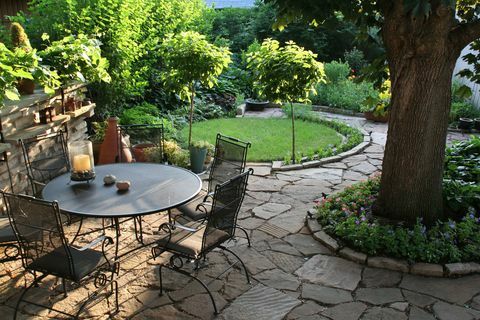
[[183, 118, 342, 162]]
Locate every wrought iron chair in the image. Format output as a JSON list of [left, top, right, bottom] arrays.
[[117, 123, 165, 163], [152, 169, 252, 315], [20, 131, 70, 196], [2, 192, 119, 320], [0, 216, 19, 263], [178, 134, 251, 244]]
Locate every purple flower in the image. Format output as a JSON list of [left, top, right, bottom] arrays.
[[470, 214, 475, 219], [448, 221, 456, 229], [355, 220, 360, 225], [360, 215, 366, 222]]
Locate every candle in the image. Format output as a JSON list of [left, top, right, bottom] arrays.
[[73, 154, 92, 172]]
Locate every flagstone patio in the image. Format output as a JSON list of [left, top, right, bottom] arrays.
[[0, 110, 478, 319]]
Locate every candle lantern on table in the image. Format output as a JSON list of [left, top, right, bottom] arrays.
[[69, 140, 95, 182]]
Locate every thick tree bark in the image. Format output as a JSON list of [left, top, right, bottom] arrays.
[[375, 2, 463, 224]]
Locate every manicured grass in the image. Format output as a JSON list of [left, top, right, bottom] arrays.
[[183, 118, 342, 162]]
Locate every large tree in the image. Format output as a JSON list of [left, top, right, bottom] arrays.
[[266, 0, 480, 224]]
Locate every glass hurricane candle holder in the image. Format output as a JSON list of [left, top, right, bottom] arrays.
[[69, 140, 95, 182]]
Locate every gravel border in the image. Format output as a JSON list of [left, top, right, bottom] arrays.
[[305, 211, 480, 278]]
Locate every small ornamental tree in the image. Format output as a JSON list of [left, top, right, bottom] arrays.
[[247, 39, 325, 163], [160, 31, 231, 146]]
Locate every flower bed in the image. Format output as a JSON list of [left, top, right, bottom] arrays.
[[316, 136, 480, 264]]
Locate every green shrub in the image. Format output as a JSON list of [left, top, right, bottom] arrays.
[[120, 103, 162, 125], [324, 61, 350, 83], [343, 47, 366, 75], [444, 136, 480, 213], [311, 80, 378, 112], [316, 175, 480, 263], [450, 102, 480, 122]]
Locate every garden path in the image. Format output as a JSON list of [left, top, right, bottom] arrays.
[[0, 109, 478, 320]]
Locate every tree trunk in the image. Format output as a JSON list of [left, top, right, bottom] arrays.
[[188, 84, 195, 147], [290, 102, 296, 163], [375, 4, 462, 225]]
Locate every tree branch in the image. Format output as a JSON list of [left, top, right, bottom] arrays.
[[451, 19, 480, 49]]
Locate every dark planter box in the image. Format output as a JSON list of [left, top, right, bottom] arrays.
[[458, 118, 474, 130], [245, 99, 269, 111], [364, 111, 389, 123]]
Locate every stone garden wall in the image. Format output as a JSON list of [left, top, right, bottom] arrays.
[[0, 83, 94, 194]]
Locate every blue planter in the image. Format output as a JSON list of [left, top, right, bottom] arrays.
[[189, 147, 207, 173]]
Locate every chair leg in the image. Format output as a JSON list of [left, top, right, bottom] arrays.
[[62, 278, 68, 298], [158, 265, 163, 296], [134, 216, 144, 244], [219, 245, 251, 284], [165, 265, 218, 314], [236, 226, 251, 247], [14, 274, 47, 320]]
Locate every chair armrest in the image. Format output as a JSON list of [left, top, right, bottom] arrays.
[[76, 235, 110, 251], [172, 223, 198, 232], [202, 192, 214, 203]]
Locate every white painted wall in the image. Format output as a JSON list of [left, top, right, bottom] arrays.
[[454, 45, 480, 109]]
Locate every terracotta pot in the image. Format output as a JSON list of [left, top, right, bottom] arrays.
[[98, 117, 121, 164], [91, 141, 102, 165], [364, 111, 389, 123], [16, 78, 35, 95], [132, 143, 155, 162]]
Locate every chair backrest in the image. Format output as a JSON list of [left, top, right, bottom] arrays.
[[20, 131, 70, 195], [202, 169, 252, 252], [208, 134, 251, 193], [117, 124, 165, 163], [2, 192, 75, 277]]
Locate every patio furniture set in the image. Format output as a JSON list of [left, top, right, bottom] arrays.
[[0, 125, 253, 319]]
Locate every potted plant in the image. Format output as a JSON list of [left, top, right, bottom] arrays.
[[89, 121, 108, 164], [204, 142, 215, 165], [243, 41, 269, 111], [458, 118, 474, 130], [159, 31, 231, 146], [189, 140, 210, 173], [475, 118, 480, 131], [11, 23, 35, 94]]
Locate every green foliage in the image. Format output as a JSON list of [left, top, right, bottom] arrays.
[[343, 47, 366, 74], [10, 22, 32, 51], [160, 31, 231, 101], [40, 34, 110, 86], [323, 61, 350, 84], [316, 175, 480, 263], [444, 136, 480, 214], [210, 8, 256, 53], [312, 80, 378, 112], [119, 102, 162, 125], [16, 0, 212, 113], [248, 39, 325, 104], [450, 102, 480, 123], [190, 140, 213, 150]]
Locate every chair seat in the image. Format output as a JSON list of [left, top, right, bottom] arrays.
[[0, 217, 16, 243], [28, 246, 105, 281], [177, 191, 210, 220], [156, 221, 230, 259]]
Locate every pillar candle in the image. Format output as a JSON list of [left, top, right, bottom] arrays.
[[73, 154, 92, 172]]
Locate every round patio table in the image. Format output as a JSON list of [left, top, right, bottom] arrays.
[[42, 163, 202, 257], [42, 163, 202, 218]]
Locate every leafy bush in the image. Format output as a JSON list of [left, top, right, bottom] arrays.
[[119, 102, 177, 138], [450, 102, 480, 122], [444, 136, 480, 214], [343, 47, 367, 75], [316, 175, 480, 263], [312, 80, 378, 112], [324, 61, 350, 83]]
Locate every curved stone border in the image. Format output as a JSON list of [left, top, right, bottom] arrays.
[[272, 127, 371, 172], [306, 210, 480, 278]]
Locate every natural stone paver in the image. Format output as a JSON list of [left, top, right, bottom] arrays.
[[400, 274, 480, 304], [361, 267, 402, 287], [287, 300, 325, 319], [321, 302, 367, 320], [302, 283, 352, 304], [295, 255, 362, 291], [432, 301, 480, 320], [6, 109, 479, 320], [355, 288, 404, 305], [253, 203, 291, 220], [361, 307, 407, 320], [402, 290, 438, 308], [222, 284, 300, 320], [255, 269, 301, 291], [284, 234, 331, 256], [409, 306, 436, 320]]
